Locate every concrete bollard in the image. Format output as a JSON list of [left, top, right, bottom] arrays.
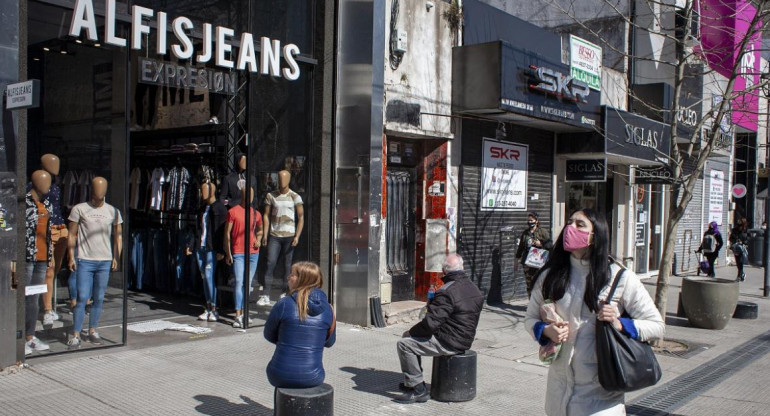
[[430, 350, 477, 402], [274, 383, 333, 416]]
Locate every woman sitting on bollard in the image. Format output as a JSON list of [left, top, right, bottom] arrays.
[[264, 261, 336, 388]]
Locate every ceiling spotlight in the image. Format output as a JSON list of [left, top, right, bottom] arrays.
[[94, 43, 100, 47], [75, 39, 82, 44], [60, 50, 67, 54], [43, 47, 50, 51], [33, 58, 40, 61]]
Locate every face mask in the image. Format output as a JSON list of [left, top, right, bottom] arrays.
[[563, 225, 592, 252], [528, 221, 537, 228]]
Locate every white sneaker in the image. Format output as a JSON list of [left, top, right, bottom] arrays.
[[208, 310, 219, 322], [257, 295, 270, 306], [197, 310, 210, 321], [27, 337, 50, 352], [51, 310, 60, 320], [25, 343, 32, 356], [232, 315, 243, 328], [43, 311, 55, 326]]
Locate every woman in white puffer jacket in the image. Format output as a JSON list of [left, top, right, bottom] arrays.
[[525, 208, 665, 416]]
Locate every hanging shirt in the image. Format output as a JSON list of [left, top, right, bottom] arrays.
[[62, 171, 78, 209], [149, 168, 166, 211], [265, 190, 303, 237], [129, 167, 143, 209]]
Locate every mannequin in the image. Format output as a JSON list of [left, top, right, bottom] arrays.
[[257, 170, 304, 306], [220, 153, 256, 208], [38, 154, 68, 326], [66, 177, 123, 349], [224, 187, 263, 328], [23, 170, 53, 355], [186, 182, 227, 322]]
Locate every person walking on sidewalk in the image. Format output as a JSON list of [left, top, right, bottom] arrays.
[[264, 261, 336, 388], [729, 218, 749, 282], [395, 254, 484, 403], [515, 211, 553, 297], [525, 208, 664, 416], [696, 221, 723, 277]]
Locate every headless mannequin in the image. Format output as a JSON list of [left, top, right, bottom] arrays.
[[259, 170, 304, 302], [39, 154, 68, 322], [26, 171, 52, 345], [67, 177, 123, 341]]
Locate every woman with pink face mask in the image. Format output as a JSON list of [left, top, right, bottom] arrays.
[[525, 208, 664, 416]]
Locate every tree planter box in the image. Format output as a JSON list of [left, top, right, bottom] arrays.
[[681, 277, 739, 330]]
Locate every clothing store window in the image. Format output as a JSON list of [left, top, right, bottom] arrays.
[[25, 1, 128, 355]]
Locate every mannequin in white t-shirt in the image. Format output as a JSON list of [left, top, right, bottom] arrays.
[[257, 170, 304, 306]]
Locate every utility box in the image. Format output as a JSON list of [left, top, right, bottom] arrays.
[[395, 29, 408, 53], [747, 228, 765, 267]]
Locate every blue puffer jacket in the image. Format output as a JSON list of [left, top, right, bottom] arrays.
[[264, 288, 336, 388]]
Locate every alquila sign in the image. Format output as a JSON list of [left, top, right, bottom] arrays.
[[68, 0, 302, 95]]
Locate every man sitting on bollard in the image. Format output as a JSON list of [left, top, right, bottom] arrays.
[[395, 254, 484, 403]]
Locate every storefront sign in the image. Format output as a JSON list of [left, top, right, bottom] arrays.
[[527, 65, 590, 103], [698, 0, 761, 131], [731, 184, 747, 199], [569, 35, 602, 91], [69, 0, 301, 81], [5, 80, 40, 110], [604, 107, 671, 163], [708, 169, 725, 224], [565, 159, 606, 182], [480, 138, 528, 211], [139, 58, 237, 95], [634, 165, 675, 184]]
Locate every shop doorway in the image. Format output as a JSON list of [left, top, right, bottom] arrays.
[[385, 169, 416, 301], [635, 185, 651, 275], [648, 184, 664, 272]]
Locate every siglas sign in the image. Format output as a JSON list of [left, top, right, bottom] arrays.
[[565, 159, 606, 182], [604, 107, 671, 163], [5, 80, 40, 110]]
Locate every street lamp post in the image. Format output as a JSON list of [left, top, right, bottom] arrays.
[[762, 71, 770, 297]]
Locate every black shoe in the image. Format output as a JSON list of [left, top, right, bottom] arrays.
[[739, 273, 746, 282], [394, 382, 429, 403]]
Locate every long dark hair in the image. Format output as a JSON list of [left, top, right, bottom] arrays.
[[537, 208, 611, 313]]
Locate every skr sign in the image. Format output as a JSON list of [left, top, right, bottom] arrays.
[[489, 147, 521, 161], [527, 65, 590, 103]]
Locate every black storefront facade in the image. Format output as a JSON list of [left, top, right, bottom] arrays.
[[1, 0, 331, 364], [453, 2, 602, 301]]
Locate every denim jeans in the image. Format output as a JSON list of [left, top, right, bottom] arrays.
[[73, 259, 112, 333], [233, 253, 259, 310], [196, 249, 217, 307], [130, 231, 146, 290], [262, 236, 295, 297], [25, 261, 47, 337]]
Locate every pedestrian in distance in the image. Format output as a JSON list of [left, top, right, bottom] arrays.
[[515, 211, 553, 297], [696, 221, 723, 277], [395, 254, 484, 404], [264, 261, 336, 388], [525, 208, 664, 416], [728, 218, 749, 282]]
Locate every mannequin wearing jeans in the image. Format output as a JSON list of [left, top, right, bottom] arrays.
[[186, 182, 227, 321], [24, 170, 54, 355], [258, 170, 304, 306], [37, 154, 68, 326], [67, 177, 123, 349], [225, 187, 263, 328]]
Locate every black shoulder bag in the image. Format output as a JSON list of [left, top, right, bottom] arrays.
[[596, 268, 662, 392]]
